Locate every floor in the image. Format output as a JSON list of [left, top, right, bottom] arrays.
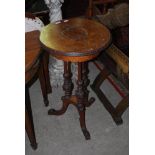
[[25, 62, 129, 155]]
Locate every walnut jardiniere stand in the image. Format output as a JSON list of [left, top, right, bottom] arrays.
[[40, 17, 111, 139]]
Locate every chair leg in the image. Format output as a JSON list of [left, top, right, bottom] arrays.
[[115, 95, 129, 117], [111, 95, 129, 125], [91, 68, 128, 125], [25, 87, 37, 150]]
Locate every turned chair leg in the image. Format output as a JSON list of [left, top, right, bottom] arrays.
[[25, 87, 37, 150]]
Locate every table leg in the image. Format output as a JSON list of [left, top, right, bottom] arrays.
[[82, 62, 95, 107], [39, 62, 49, 106], [42, 52, 52, 94], [76, 62, 90, 140], [48, 61, 74, 115], [62, 62, 74, 99], [48, 62, 92, 140], [25, 87, 37, 150]]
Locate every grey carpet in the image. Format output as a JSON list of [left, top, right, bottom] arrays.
[[25, 62, 129, 155]]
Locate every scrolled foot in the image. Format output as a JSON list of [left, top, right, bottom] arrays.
[[48, 102, 69, 115], [48, 108, 57, 115], [30, 143, 38, 150], [82, 128, 91, 140]]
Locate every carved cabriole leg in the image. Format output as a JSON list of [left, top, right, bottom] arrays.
[[25, 86, 37, 150], [48, 61, 74, 115], [82, 62, 95, 107], [76, 62, 90, 140]]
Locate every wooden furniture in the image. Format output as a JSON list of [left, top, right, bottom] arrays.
[[25, 12, 52, 94], [40, 18, 111, 139], [91, 44, 129, 125], [90, 4, 129, 125], [25, 30, 51, 149]]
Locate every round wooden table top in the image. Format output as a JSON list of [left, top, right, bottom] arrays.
[[40, 18, 111, 62]]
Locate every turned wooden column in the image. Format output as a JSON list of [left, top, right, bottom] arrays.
[[82, 62, 95, 107], [62, 62, 74, 99]]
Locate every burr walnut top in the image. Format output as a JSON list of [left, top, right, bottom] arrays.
[[40, 18, 111, 61]]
